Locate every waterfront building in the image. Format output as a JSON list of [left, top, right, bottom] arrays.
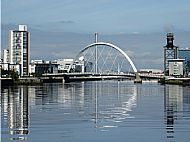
[[168, 59, 184, 76], [53, 58, 93, 73], [139, 69, 163, 74], [2, 49, 9, 70], [53, 58, 75, 73], [163, 33, 178, 76], [178, 49, 190, 76], [52, 59, 72, 73], [31, 60, 44, 64], [34, 62, 58, 75], [29, 60, 45, 74], [84, 61, 93, 72], [3, 49, 9, 63], [9, 25, 30, 76], [29, 60, 58, 75]]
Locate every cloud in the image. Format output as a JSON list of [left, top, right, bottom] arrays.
[[136, 52, 151, 58], [59, 20, 75, 24], [125, 50, 135, 57], [164, 24, 175, 33], [51, 51, 75, 59], [131, 32, 140, 35]]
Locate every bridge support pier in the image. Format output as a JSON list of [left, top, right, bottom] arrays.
[[134, 72, 142, 83]]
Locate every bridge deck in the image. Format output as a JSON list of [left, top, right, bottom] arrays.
[[42, 72, 164, 83]]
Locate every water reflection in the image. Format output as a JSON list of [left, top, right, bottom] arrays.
[[93, 81, 138, 128], [1, 81, 138, 139], [1, 82, 190, 142], [164, 85, 190, 141], [1, 86, 29, 141]]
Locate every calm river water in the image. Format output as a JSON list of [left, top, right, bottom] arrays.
[[1, 81, 190, 142]]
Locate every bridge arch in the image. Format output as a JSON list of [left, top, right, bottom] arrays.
[[71, 42, 138, 73]]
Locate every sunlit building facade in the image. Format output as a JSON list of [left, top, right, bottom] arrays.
[[9, 25, 30, 76]]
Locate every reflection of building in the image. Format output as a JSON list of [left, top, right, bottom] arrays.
[[34, 84, 59, 105], [2, 86, 29, 140], [164, 85, 183, 139], [178, 49, 190, 76]]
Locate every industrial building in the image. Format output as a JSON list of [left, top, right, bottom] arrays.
[[163, 33, 178, 76], [163, 33, 190, 77]]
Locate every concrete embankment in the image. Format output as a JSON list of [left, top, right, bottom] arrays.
[[1, 77, 63, 86], [159, 77, 190, 86], [1, 78, 14, 86], [14, 77, 42, 85]]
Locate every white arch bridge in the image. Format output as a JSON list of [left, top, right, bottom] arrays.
[[68, 42, 142, 83], [43, 42, 163, 83]]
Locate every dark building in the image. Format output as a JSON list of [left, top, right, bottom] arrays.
[[178, 49, 190, 76], [163, 33, 178, 75], [35, 63, 58, 75]]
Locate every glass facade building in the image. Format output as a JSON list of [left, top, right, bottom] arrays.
[[178, 49, 190, 75]]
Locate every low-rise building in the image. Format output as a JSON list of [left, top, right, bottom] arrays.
[[139, 69, 163, 74], [29, 60, 58, 76], [35, 63, 58, 74], [53, 59, 74, 73], [168, 59, 184, 76]]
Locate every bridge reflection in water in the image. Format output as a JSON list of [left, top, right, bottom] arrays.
[[1, 82, 190, 141], [94, 81, 138, 128]]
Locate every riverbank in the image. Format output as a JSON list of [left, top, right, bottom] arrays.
[[159, 77, 190, 86], [2, 76, 190, 86], [1, 77, 63, 86], [1, 77, 42, 86]]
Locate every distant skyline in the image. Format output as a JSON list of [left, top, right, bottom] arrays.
[[1, 0, 190, 69]]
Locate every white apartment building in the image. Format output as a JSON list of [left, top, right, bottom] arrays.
[[3, 49, 9, 63], [168, 59, 184, 76], [2, 49, 9, 70], [9, 25, 30, 76]]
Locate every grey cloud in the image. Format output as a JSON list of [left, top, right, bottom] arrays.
[[59, 20, 75, 24], [125, 50, 135, 57]]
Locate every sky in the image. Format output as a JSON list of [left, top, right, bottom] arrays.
[[2, 0, 190, 34], [1, 0, 190, 69]]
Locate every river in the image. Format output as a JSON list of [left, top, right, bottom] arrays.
[[1, 81, 190, 142]]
